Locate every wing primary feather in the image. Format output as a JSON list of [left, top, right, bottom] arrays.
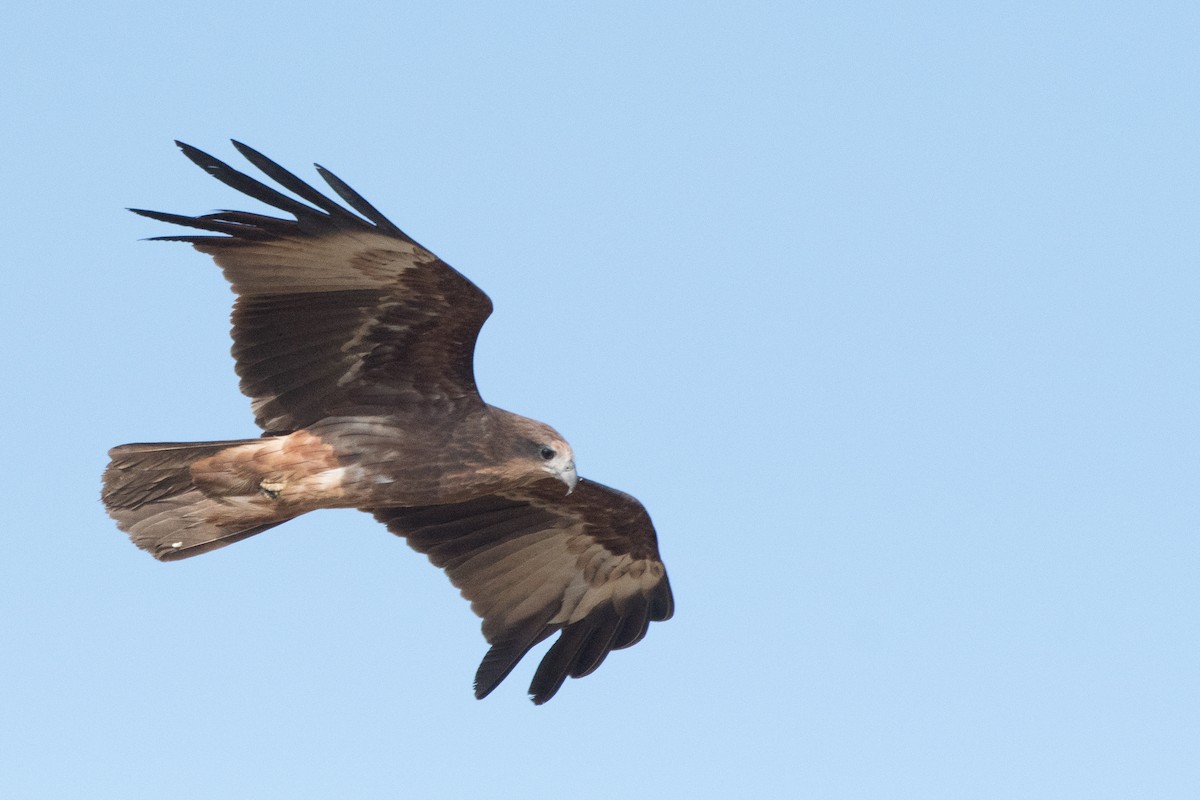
[[474, 623, 555, 700], [230, 140, 362, 222], [145, 235, 242, 244], [173, 141, 317, 219], [129, 208, 274, 239], [611, 594, 653, 650], [650, 575, 675, 621], [528, 621, 594, 705], [567, 610, 622, 679], [206, 210, 299, 235], [314, 164, 409, 239]]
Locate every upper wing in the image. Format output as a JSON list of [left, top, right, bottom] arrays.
[[372, 478, 674, 704], [134, 141, 493, 433]]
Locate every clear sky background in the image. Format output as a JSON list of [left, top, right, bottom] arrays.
[[2, 2, 1197, 798]]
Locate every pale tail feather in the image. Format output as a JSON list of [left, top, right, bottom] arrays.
[[102, 440, 294, 561]]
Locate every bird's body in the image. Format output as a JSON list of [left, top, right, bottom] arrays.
[[102, 141, 672, 703]]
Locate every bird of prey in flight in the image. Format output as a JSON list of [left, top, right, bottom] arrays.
[[102, 141, 673, 704]]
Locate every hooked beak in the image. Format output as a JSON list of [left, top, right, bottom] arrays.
[[559, 460, 578, 495]]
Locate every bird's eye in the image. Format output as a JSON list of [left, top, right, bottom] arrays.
[[539, 446, 556, 461]]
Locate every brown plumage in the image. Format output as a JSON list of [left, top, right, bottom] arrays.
[[101, 141, 673, 704]]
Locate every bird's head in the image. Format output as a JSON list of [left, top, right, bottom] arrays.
[[507, 416, 577, 494], [534, 437, 577, 494]]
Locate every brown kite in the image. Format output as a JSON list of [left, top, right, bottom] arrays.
[[101, 142, 673, 704]]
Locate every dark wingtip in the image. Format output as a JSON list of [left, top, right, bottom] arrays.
[[128, 208, 183, 223], [473, 625, 556, 702], [652, 575, 675, 621], [229, 139, 270, 166], [172, 140, 207, 159], [173, 140, 202, 159], [173, 140, 228, 178], [313, 164, 409, 239], [472, 646, 510, 700], [229, 139, 257, 161]]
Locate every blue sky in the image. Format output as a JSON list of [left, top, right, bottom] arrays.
[[2, 2, 1198, 797]]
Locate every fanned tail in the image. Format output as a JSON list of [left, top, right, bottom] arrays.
[[102, 440, 294, 561]]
